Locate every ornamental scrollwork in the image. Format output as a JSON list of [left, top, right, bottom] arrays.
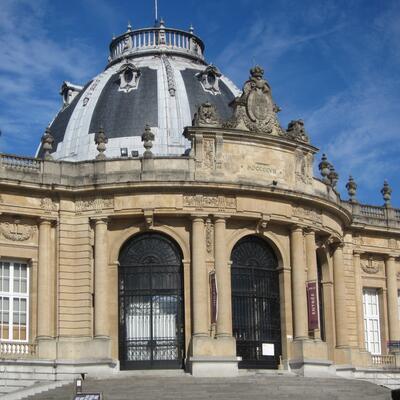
[[183, 195, 236, 211], [40, 197, 57, 213], [206, 218, 214, 256], [76, 197, 114, 214]]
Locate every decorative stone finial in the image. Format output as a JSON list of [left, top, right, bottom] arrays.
[[94, 127, 108, 160], [189, 24, 194, 34], [192, 102, 220, 127], [142, 125, 155, 158], [159, 18, 165, 28], [381, 180, 392, 207], [127, 22, 132, 32], [346, 175, 358, 203], [328, 165, 339, 189], [286, 120, 309, 143], [41, 127, 54, 160], [318, 154, 331, 184]]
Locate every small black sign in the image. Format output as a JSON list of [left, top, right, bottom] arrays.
[[73, 394, 102, 400]]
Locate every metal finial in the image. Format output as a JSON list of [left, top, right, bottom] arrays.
[[127, 21, 132, 32], [189, 24, 194, 34]]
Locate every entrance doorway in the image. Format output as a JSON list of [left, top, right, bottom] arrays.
[[231, 235, 281, 368], [118, 233, 184, 369]]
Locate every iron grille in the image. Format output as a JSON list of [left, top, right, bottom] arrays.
[[119, 233, 184, 369], [231, 236, 281, 369]]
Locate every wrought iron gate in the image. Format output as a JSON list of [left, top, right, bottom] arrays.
[[118, 233, 184, 369], [231, 236, 281, 369]]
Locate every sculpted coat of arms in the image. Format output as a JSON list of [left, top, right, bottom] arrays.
[[225, 65, 283, 135]]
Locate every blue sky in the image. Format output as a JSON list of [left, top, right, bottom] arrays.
[[0, 0, 399, 207]]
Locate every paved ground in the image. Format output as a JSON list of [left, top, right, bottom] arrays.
[[24, 373, 392, 400]]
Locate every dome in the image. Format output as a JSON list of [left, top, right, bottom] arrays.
[[38, 21, 240, 161]]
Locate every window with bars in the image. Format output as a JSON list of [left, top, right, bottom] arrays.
[[363, 288, 381, 355], [0, 261, 29, 342]]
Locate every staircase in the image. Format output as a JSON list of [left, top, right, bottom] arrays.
[[20, 373, 391, 400]]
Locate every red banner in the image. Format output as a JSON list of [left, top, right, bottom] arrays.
[[306, 281, 319, 330], [209, 272, 218, 324]]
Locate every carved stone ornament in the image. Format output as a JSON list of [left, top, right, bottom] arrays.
[[202, 138, 215, 170], [192, 102, 221, 127], [286, 120, 309, 143], [224, 65, 284, 135], [360, 257, 381, 274], [162, 55, 176, 96], [293, 206, 322, 224], [183, 195, 236, 211], [118, 60, 141, 93], [41, 197, 57, 213], [256, 215, 270, 233], [0, 220, 37, 242], [76, 197, 114, 214], [197, 65, 222, 95]]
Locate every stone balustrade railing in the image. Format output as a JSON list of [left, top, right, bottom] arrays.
[[371, 354, 397, 369], [0, 342, 36, 358], [0, 154, 42, 172], [109, 26, 205, 63]]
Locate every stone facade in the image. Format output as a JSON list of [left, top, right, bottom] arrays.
[[0, 21, 399, 392]]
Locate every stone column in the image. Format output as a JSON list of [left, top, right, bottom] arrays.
[[386, 255, 400, 344], [191, 216, 208, 337], [332, 243, 348, 348], [214, 217, 232, 338], [37, 218, 53, 339], [93, 218, 109, 338], [353, 251, 365, 350], [305, 229, 320, 339], [290, 226, 308, 339]]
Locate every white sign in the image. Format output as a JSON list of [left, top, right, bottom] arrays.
[[262, 343, 275, 356]]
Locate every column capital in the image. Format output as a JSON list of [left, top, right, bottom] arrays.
[[190, 214, 208, 221], [330, 240, 344, 251], [38, 216, 56, 225], [353, 249, 363, 256], [290, 224, 304, 233], [213, 214, 229, 222], [304, 228, 316, 236], [385, 254, 398, 262], [90, 216, 109, 225]]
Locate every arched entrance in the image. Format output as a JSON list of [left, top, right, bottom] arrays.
[[231, 235, 281, 369], [118, 232, 184, 369]]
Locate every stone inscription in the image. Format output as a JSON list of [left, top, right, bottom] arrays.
[[183, 195, 236, 211], [247, 162, 284, 178]]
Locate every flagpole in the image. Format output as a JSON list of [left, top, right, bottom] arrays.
[[155, 0, 158, 25]]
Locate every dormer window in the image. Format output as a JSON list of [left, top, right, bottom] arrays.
[[60, 81, 83, 108], [197, 65, 221, 95], [118, 60, 141, 93]]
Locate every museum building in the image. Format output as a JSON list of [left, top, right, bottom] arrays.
[[0, 19, 399, 388]]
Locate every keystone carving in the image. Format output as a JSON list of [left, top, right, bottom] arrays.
[[224, 65, 284, 135], [197, 65, 221, 95], [118, 60, 141, 93]]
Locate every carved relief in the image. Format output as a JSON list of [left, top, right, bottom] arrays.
[[76, 197, 114, 214], [197, 65, 221, 95], [389, 238, 398, 250], [0, 220, 37, 242], [162, 55, 176, 96], [206, 218, 214, 256], [82, 74, 104, 106], [293, 206, 322, 223], [203, 139, 215, 170], [41, 197, 57, 213], [192, 102, 220, 127], [286, 120, 310, 143], [224, 65, 284, 136], [183, 195, 236, 211], [360, 256, 382, 274]]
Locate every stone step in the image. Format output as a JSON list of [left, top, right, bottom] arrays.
[[21, 375, 392, 400]]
